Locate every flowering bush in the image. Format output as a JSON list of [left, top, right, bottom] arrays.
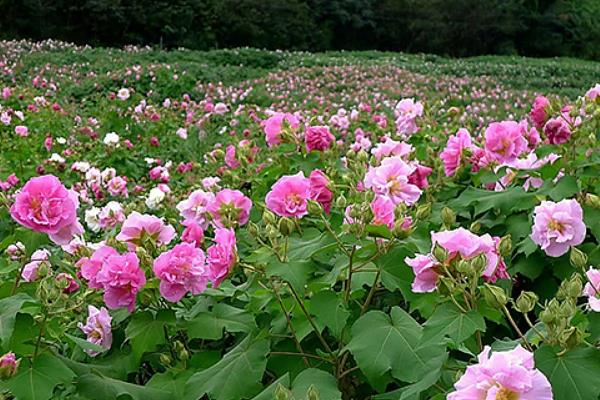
[[0, 40, 599, 400]]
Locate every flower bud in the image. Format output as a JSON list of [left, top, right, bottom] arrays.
[[456, 259, 472, 275], [415, 203, 431, 220], [515, 291, 538, 313], [483, 284, 508, 308], [263, 210, 276, 226], [558, 326, 583, 349], [274, 383, 292, 400], [441, 207, 456, 227], [0, 352, 19, 380], [307, 385, 320, 400], [469, 221, 481, 233], [247, 222, 260, 237], [569, 247, 588, 269], [357, 150, 369, 163], [433, 244, 448, 263], [498, 235, 512, 257], [438, 276, 455, 294], [566, 274, 583, 299], [335, 195, 347, 209], [159, 353, 172, 367], [539, 308, 555, 325], [307, 200, 323, 216], [585, 193, 600, 209], [278, 217, 295, 236], [471, 253, 487, 273], [559, 299, 577, 320]]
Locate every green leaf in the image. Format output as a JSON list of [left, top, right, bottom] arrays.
[[547, 175, 579, 201], [287, 229, 336, 260], [450, 187, 536, 216], [146, 370, 194, 399], [125, 310, 175, 360], [291, 368, 342, 400], [186, 303, 256, 340], [310, 290, 349, 339], [184, 335, 269, 400], [76, 373, 172, 400], [535, 345, 600, 400], [347, 307, 446, 390], [373, 368, 441, 400], [423, 303, 485, 344], [0, 293, 32, 350], [64, 333, 107, 354], [266, 259, 316, 294], [3, 353, 75, 400]]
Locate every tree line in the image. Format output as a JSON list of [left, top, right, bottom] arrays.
[[1, 0, 599, 59]]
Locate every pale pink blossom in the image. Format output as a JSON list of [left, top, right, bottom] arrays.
[[78, 305, 112, 356], [265, 172, 311, 218], [115, 212, 176, 250], [96, 252, 146, 312], [153, 243, 209, 302], [364, 157, 422, 206], [531, 199, 586, 257]]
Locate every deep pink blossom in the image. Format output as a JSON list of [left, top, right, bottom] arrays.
[[309, 170, 333, 214], [10, 175, 84, 245], [440, 128, 472, 176], [207, 228, 237, 287], [530, 95, 551, 130], [153, 243, 209, 302], [484, 121, 528, 164], [370, 195, 395, 229], [543, 117, 571, 145], [305, 125, 335, 152], [77, 245, 119, 289], [181, 219, 204, 247], [96, 252, 146, 312], [261, 112, 300, 147], [207, 189, 252, 227], [266, 172, 311, 218]]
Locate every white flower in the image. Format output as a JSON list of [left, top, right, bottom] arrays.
[[117, 88, 130, 101], [85, 207, 101, 232], [176, 128, 188, 139], [101, 168, 116, 183], [71, 161, 91, 173], [85, 167, 102, 186], [145, 187, 166, 209], [56, 137, 67, 144], [103, 132, 120, 146], [49, 153, 65, 163]]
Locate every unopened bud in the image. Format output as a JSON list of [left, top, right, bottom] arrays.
[[0, 353, 19, 380], [415, 204, 431, 220], [498, 235, 512, 257], [433, 244, 447, 262], [159, 353, 172, 367], [540, 308, 555, 325], [306, 385, 320, 400], [585, 193, 600, 209], [469, 221, 481, 233], [263, 210, 276, 226], [247, 222, 260, 237], [441, 207, 456, 227], [307, 200, 323, 216], [357, 150, 369, 163], [515, 291, 538, 313], [335, 195, 347, 208], [471, 253, 487, 273], [566, 274, 583, 298], [456, 259, 472, 274], [559, 299, 576, 320], [558, 326, 583, 349], [274, 383, 292, 400], [483, 284, 508, 308], [438, 276, 455, 294], [569, 247, 588, 269], [278, 217, 295, 236]]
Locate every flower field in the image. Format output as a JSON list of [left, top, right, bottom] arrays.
[[0, 40, 599, 400]]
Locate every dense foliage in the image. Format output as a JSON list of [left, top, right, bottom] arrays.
[[0, 41, 599, 399], [2, 0, 600, 59]]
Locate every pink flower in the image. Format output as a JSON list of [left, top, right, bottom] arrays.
[[0, 352, 19, 379], [115, 212, 176, 250], [56, 272, 80, 294], [394, 98, 423, 136], [10, 175, 84, 245], [225, 145, 240, 169], [404, 254, 439, 293], [207, 189, 252, 228], [77, 245, 119, 289], [364, 157, 422, 206], [14, 125, 28, 137], [98, 201, 125, 229], [584, 267, 600, 312], [261, 112, 300, 147], [586, 84, 600, 101], [22, 249, 50, 282], [96, 252, 146, 312], [106, 176, 128, 197], [181, 219, 204, 246], [484, 121, 528, 164], [371, 137, 412, 161], [265, 172, 311, 218], [370, 195, 395, 229], [153, 243, 209, 302], [78, 305, 112, 356], [530, 95, 551, 130], [309, 170, 333, 214], [531, 199, 586, 257], [408, 163, 432, 189], [305, 125, 335, 152], [176, 189, 215, 229], [207, 228, 237, 287], [448, 345, 552, 400], [440, 128, 472, 176], [543, 117, 571, 145]]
